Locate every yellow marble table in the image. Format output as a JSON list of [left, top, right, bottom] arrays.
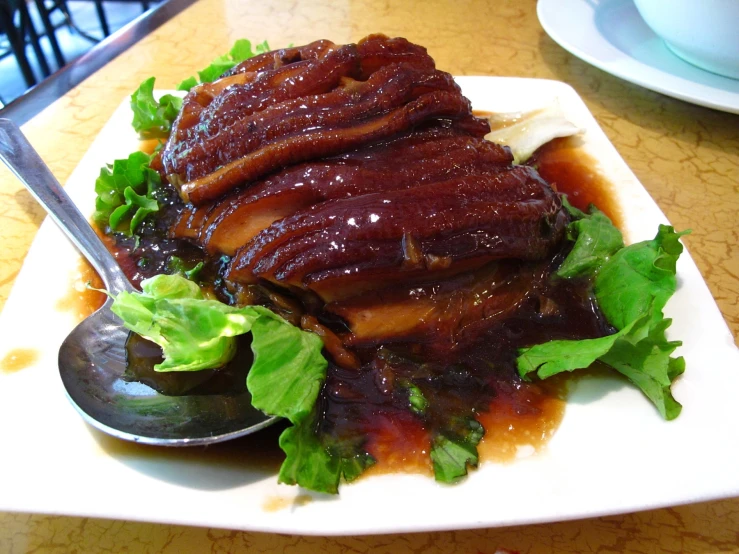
[[1, 0, 737, 551]]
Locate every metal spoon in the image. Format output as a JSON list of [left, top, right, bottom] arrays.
[[0, 119, 277, 445]]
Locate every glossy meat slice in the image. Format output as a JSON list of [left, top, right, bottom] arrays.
[[227, 165, 568, 301], [191, 44, 363, 140], [170, 127, 513, 255], [165, 43, 358, 149], [203, 36, 436, 137], [170, 36, 435, 146], [168, 40, 340, 140], [157, 35, 488, 205], [226, 39, 337, 77], [327, 261, 543, 351], [355, 34, 435, 78], [164, 64, 481, 204], [223, 36, 433, 84]]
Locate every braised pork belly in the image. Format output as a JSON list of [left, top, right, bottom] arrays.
[[114, 36, 615, 472]]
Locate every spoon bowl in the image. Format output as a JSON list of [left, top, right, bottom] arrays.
[[0, 119, 278, 445], [60, 298, 277, 445]]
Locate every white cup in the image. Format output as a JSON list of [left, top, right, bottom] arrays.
[[633, 0, 739, 79]]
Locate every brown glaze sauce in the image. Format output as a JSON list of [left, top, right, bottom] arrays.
[[363, 409, 434, 476], [1, 348, 40, 373], [477, 376, 567, 463], [139, 139, 162, 156], [102, 134, 618, 479], [263, 494, 313, 512], [532, 137, 623, 229], [55, 258, 106, 321]]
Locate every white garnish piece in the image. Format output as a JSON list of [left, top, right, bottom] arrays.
[[484, 102, 583, 164]]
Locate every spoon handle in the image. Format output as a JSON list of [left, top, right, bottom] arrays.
[[0, 119, 134, 296]]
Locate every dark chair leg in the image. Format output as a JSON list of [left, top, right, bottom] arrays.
[[54, 0, 101, 44], [57, 0, 71, 19], [33, 0, 66, 68], [142, 2, 150, 11], [93, 0, 110, 37], [19, 1, 52, 77], [0, 6, 37, 87]]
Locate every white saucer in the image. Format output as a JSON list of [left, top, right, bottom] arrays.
[[537, 0, 739, 113]]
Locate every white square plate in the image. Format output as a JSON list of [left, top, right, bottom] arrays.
[[1, 77, 737, 535]]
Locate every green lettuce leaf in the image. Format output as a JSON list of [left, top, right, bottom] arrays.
[[247, 295, 376, 494], [397, 379, 428, 414], [407, 382, 428, 414], [130, 77, 183, 138], [594, 224, 686, 330], [277, 417, 376, 494], [177, 39, 272, 91], [258, 308, 373, 493], [110, 274, 326, 379], [166, 256, 204, 281], [108, 187, 158, 234], [340, 452, 376, 483], [517, 320, 635, 379], [599, 317, 685, 420], [93, 151, 160, 236], [111, 275, 243, 372], [430, 418, 485, 483], [176, 76, 198, 92], [518, 224, 688, 420], [247, 314, 326, 424], [278, 416, 341, 493], [555, 200, 624, 279], [109, 274, 348, 492]]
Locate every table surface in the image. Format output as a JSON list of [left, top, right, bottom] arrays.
[[1, 0, 737, 551]]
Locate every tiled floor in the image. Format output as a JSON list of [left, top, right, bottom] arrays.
[[0, 1, 156, 107]]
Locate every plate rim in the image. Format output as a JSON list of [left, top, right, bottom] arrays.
[[0, 75, 737, 535]]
